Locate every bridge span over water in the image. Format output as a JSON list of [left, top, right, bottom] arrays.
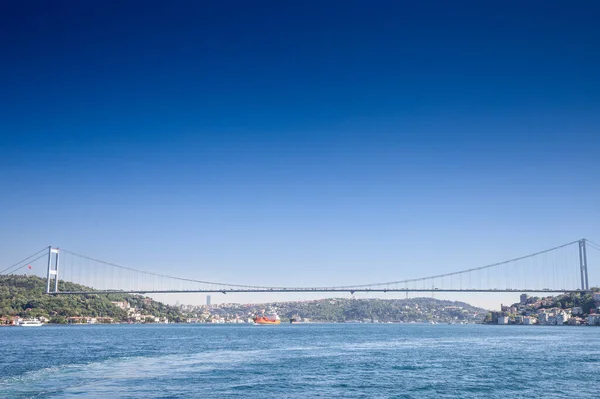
[[2, 239, 599, 296]]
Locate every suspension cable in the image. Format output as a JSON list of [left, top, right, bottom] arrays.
[[60, 240, 582, 291], [0, 247, 49, 275], [0, 253, 50, 276]]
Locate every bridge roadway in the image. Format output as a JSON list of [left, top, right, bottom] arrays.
[[48, 288, 586, 295]]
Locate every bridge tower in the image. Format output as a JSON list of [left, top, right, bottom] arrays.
[[579, 239, 589, 291], [46, 247, 60, 294]]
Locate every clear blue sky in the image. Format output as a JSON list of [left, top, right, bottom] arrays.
[[1, 1, 599, 308]]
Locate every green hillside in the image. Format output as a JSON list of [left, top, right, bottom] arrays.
[[188, 297, 488, 323], [0, 275, 184, 323]]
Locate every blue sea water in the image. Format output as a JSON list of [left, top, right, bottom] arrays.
[[1, 324, 599, 398]]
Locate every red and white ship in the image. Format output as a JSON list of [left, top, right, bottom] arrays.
[[253, 311, 281, 325]]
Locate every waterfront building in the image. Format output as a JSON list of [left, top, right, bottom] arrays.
[[568, 317, 583, 326], [587, 315, 600, 326], [556, 313, 569, 325], [498, 316, 509, 325]]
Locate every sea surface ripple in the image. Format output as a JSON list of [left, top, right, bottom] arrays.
[[1, 324, 599, 398]]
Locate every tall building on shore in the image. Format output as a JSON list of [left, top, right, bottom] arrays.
[[520, 294, 528, 305], [206, 295, 211, 306]]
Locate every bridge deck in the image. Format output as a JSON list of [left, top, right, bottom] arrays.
[[48, 288, 585, 295]]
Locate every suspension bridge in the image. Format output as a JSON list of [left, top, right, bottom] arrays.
[[1, 239, 599, 295]]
